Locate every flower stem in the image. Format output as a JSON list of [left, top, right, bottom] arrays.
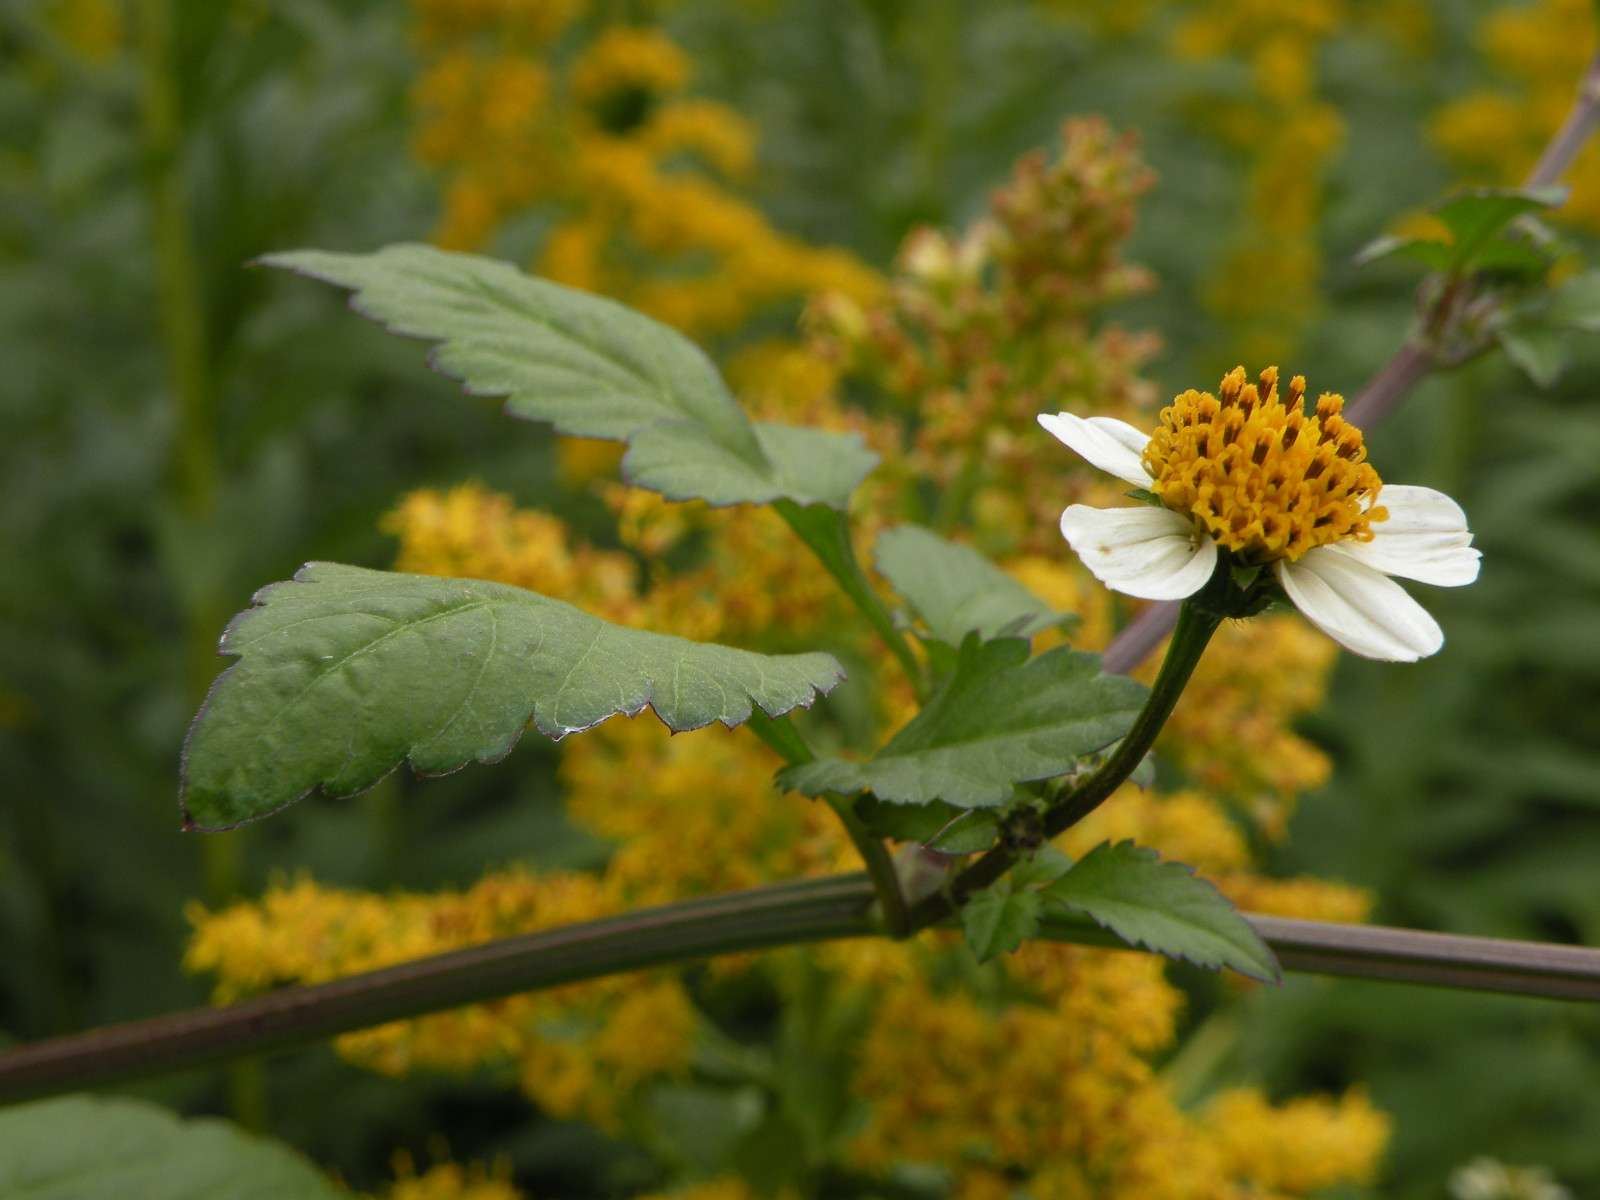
[[773, 500, 929, 703], [905, 592, 1222, 930], [747, 711, 911, 938]]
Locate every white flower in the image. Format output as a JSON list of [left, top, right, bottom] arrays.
[[1040, 366, 1480, 662]]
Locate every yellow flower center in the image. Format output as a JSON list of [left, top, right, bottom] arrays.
[[1141, 365, 1386, 562]]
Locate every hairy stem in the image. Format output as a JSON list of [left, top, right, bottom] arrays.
[[5, 880, 1600, 1105], [747, 712, 911, 937], [907, 593, 1222, 929]]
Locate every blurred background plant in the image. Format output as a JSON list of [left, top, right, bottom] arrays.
[[2, 0, 1598, 1197]]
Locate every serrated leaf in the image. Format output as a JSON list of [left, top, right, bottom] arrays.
[[1041, 840, 1280, 982], [182, 563, 843, 829], [1434, 186, 1565, 269], [263, 245, 877, 509], [1496, 320, 1569, 388], [778, 636, 1145, 808], [0, 1095, 344, 1199], [961, 886, 1043, 961], [959, 847, 1070, 960], [874, 524, 1070, 646], [856, 794, 1001, 853]]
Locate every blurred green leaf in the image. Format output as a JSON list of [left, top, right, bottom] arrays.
[[263, 245, 878, 508], [1041, 840, 1280, 982], [1495, 319, 1569, 388], [0, 1095, 343, 1199], [874, 524, 1072, 646], [778, 636, 1144, 808], [182, 563, 843, 828], [1434, 186, 1565, 270], [1544, 270, 1600, 330], [1354, 234, 1455, 271]]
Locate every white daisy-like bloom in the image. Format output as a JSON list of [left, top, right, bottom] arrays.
[[1040, 365, 1480, 662]]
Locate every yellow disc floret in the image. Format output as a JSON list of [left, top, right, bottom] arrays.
[[1141, 365, 1386, 562]]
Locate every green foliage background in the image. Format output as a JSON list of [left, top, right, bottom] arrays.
[[2, 0, 1597, 1194]]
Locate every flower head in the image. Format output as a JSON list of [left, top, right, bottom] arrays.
[[1040, 366, 1480, 661]]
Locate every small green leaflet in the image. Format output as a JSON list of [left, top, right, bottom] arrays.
[[1355, 185, 1565, 277], [182, 563, 843, 829], [1496, 319, 1569, 389], [1433, 185, 1564, 268], [778, 636, 1145, 808], [1040, 840, 1280, 983], [263, 245, 877, 509], [960, 846, 1072, 961], [873, 524, 1071, 645], [0, 1095, 344, 1199]]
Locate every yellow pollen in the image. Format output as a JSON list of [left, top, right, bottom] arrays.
[[1140, 366, 1387, 562]]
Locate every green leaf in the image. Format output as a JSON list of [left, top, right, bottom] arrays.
[[1545, 270, 1600, 330], [1496, 320, 1569, 388], [1434, 186, 1565, 270], [1468, 236, 1554, 278], [1353, 234, 1454, 272], [962, 885, 1042, 961], [0, 1095, 344, 1199], [778, 636, 1145, 808], [855, 794, 1001, 853], [1041, 840, 1280, 982], [182, 563, 843, 829], [263, 245, 876, 509], [873, 524, 1072, 645], [960, 847, 1070, 961]]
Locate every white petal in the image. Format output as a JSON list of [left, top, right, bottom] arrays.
[[1330, 484, 1480, 587], [1037, 412, 1153, 486], [1276, 547, 1444, 662], [1060, 504, 1217, 600]]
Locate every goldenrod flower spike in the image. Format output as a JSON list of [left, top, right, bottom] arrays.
[[1040, 365, 1481, 661]]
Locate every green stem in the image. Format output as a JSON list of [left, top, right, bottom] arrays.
[[747, 712, 911, 938], [139, 0, 262, 1129], [773, 501, 928, 702], [905, 593, 1223, 930]]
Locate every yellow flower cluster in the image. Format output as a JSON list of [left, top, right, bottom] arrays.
[[43, 0, 123, 62], [846, 938, 1386, 1198], [185, 868, 700, 1128], [382, 1155, 524, 1200], [409, 3, 881, 354], [1432, 0, 1600, 230], [1168, 0, 1354, 363], [1154, 616, 1337, 838], [188, 112, 1385, 1195]]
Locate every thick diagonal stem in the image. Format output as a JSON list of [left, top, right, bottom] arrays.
[[5, 881, 1600, 1106]]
